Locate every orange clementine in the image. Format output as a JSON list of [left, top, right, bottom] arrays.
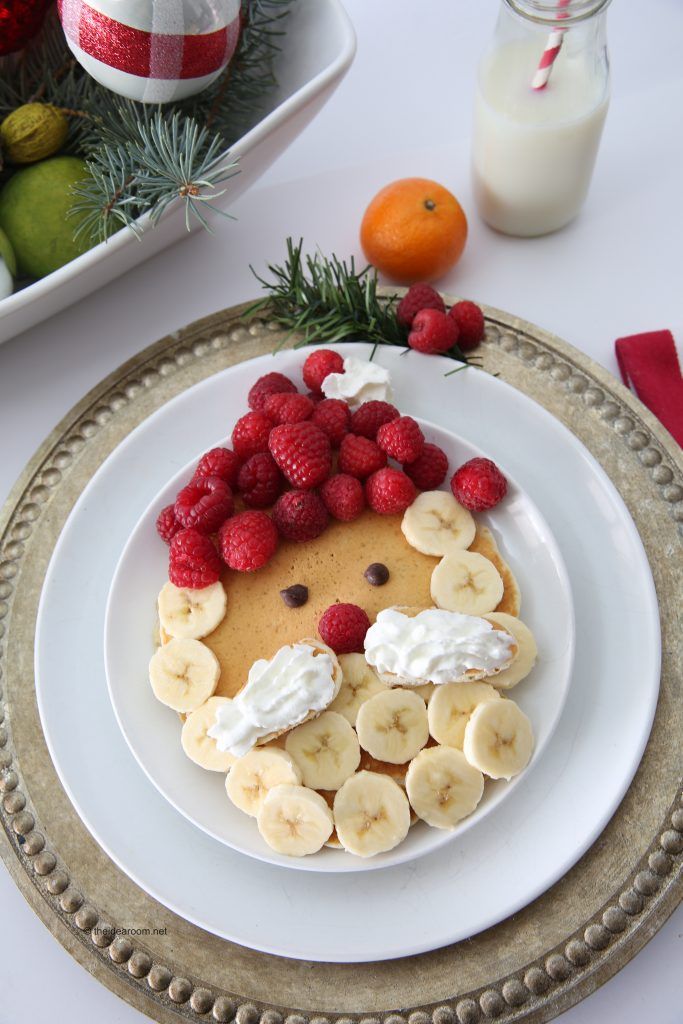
[[360, 177, 468, 284]]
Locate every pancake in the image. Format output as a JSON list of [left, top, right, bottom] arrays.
[[164, 517, 521, 715], [202, 510, 438, 698]]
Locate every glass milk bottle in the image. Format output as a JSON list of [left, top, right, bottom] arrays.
[[472, 0, 611, 237]]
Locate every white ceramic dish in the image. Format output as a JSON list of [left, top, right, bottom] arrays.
[[0, 0, 356, 344], [35, 344, 660, 961], [104, 417, 574, 872]]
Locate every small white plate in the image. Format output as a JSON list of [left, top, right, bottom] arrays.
[[35, 343, 660, 961], [104, 419, 574, 872]]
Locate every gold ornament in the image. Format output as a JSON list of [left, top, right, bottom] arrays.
[[0, 103, 69, 165]]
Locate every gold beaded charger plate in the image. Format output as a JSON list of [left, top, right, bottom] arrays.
[[0, 299, 680, 1020]]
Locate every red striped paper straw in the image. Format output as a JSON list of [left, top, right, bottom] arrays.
[[532, 0, 571, 90]]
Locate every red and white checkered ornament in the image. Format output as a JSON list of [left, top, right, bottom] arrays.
[[57, 0, 241, 103]]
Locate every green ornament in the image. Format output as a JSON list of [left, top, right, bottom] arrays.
[[0, 103, 69, 165], [0, 226, 17, 277], [0, 157, 93, 280]]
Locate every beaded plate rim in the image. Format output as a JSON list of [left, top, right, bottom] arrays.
[[0, 295, 681, 1024]]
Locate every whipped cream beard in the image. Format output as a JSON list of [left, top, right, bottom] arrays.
[[322, 356, 393, 408], [364, 608, 515, 685], [208, 644, 336, 756]]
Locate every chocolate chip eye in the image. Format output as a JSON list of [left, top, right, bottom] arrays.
[[364, 563, 390, 586], [280, 584, 309, 608]]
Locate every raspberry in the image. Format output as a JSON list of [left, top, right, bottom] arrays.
[[306, 390, 324, 405], [232, 411, 273, 459], [349, 400, 400, 440], [365, 467, 417, 515], [448, 300, 485, 351], [174, 476, 234, 535], [237, 452, 283, 508], [268, 421, 332, 490], [396, 284, 446, 328], [404, 443, 449, 490], [193, 446, 242, 488], [156, 504, 181, 544], [320, 473, 365, 522], [263, 392, 314, 425], [248, 372, 297, 412], [169, 529, 222, 588], [338, 434, 387, 479], [451, 457, 508, 512], [376, 415, 425, 464], [219, 510, 278, 572], [311, 398, 351, 447], [272, 490, 328, 542], [408, 308, 460, 355], [303, 348, 344, 393], [318, 603, 371, 654]]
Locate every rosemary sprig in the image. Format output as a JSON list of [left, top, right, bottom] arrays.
[[247, 238, 472, 365]]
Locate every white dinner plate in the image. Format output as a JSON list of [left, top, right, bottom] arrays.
[[104, 418, 574, 872], [35, 343, 660, 962]]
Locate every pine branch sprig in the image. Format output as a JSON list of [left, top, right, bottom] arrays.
[[132, 112, 239, 231], [246, 238, 473, 366], [68, 142, 140, 243], [70, 108, 240, 242]]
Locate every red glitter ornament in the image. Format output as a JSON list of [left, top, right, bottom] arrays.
[[0, 0, 53, 55], [57, 0, 241, 103]]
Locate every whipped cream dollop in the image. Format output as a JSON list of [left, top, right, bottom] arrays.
[[208, 643, 335, 757], [364, 608, 514, 685], [321, 356, 393, 408]]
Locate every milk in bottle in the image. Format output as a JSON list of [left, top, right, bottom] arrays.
[[472, 0, 610, 237]]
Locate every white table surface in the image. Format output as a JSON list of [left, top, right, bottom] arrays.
[[1, 1, 681, 1020]]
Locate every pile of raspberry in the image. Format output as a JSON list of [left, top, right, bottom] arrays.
[[156, 342, 507, 656], [396, 285, 486, 357], [157, 348, 454, 586]]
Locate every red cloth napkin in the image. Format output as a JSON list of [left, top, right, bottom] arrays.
[[615, 330, 683, 447]]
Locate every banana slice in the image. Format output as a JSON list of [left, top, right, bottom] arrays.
[[329, 653, 387, 726], [149, 637, 220, 712], [431, 550, 504, 616], [225, 747, 302, 817], [257, 784, 333, 856], [484, 613, 537, 689], [285, 711, 361, 790], [333, 771, 411, 857], [181, 697, 237, 772], [463, 699, 534, 779], [406, 746, 485, 829], [414, 683, 436, 703], [428, 681, 502, 748], [402, 490, 476, 556], [158, 580, 227, 640], [355, 688, 429, 765]]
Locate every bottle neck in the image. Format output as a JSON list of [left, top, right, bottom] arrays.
[[503, 0, 611, 27]]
